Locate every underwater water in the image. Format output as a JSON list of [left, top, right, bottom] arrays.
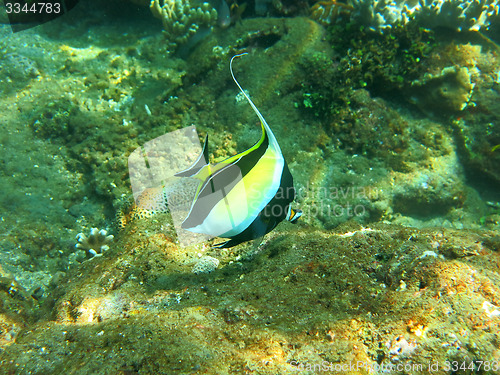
[[0, 0, 500, 373]]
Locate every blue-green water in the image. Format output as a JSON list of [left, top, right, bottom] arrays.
[[0, 0, 499, 373]]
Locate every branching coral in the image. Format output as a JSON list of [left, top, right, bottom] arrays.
[[150, 0, 217, 50]]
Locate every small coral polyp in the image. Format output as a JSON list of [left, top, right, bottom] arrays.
[[75, 228, 114, 258]]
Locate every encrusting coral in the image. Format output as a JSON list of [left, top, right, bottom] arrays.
[[150, 0, 218, 51]]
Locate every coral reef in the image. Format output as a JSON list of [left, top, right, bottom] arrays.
[[2, 4, 500, 374], [346, 0, 500, 32], [150, 0, 218, 51], [392, 168, 466, 217], [0, 266, 40, 351]]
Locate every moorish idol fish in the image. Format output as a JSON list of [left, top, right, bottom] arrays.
[[176, 53, 302, 248]]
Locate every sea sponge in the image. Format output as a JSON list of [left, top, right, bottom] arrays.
[[408, 66, 474, 114]]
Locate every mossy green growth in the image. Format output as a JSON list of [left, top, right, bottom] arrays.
[[30, 98, 80, 141], [451, 117, 500, 183], [297, 21, 435, 122], [331, 21, 436, 96], [298, 51, 352, 121]]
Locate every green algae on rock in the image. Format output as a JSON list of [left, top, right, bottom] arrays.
[[2, 221, 500, 374]]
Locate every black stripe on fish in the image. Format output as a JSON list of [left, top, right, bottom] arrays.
[[214, 161, 295, 248], [181, 130, 270, 230]]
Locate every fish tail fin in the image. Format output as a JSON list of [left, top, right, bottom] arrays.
[[175, 134, 209, 178]]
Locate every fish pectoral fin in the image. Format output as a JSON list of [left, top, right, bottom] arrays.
[[212, 240, 231, 248], [212, 237, 246, 248], [175, 134, 209, 177], [213, 235, 263, 250]]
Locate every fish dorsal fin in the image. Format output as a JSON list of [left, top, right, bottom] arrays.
[[230, 53, 281, 153], [175, 134, 210, 178]]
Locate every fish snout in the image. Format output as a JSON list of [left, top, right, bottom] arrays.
[[287, 207, 302, 224]]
